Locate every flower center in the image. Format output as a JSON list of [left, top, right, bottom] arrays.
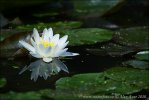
[[39, 40, 55, 47]]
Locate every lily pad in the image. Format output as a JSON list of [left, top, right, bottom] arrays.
[[55, 67, 149, 97], [71, 0, 124, 18], [115, 26, 149, 49], [62, 28, 114, 46], [123, 60, 149, 69], [104, 67, 149, 88], [16, 21, 82, 33], [135, 51, 149, 60]]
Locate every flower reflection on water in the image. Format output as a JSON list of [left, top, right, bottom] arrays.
[[19, 59, 69, 81]]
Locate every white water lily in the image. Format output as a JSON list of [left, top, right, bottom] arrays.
[[19, 28, 79, 62]]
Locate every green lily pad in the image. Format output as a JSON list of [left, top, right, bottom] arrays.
[[104, 67, 149, 88], [123, 60, 149, 69], [0, 78, 7, 88], [135, 51, 149, 60], [71, 0, 124, 18], [16, 21, 82, 33], [62, 28, 114, 46], [56, 74, 139, 95], [115, 26, 149, 49], [56, 67, 149, 97]]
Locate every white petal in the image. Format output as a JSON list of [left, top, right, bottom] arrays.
[[19, 40, 35, 52], [57, 35, 68, 49], [43, 28, 48, 34], [33, 28, 40, 43], [30, 52, 41, 58], [72, 53, 79, 56], [37, 45, 45, 56], [54, 48, 68, 57], [30, 38, 36, 47], [51, 34, 59, 44], [38, 44, 52, 56], [137, 51, 149, 54], [48, 28, 53, 38], [51, 41, 69, 57], [42, 28, 49, 41], [59, 41, 69, 49], [38, 44, 45, 52], [59, 35, 68, 44], [43, 58, 52, 62], [43, 46, 52, 55], [46, 45, 57, 57], [60, 52, 79, 57]]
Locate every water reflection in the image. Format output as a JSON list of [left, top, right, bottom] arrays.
[[19, 58, 69, 81]]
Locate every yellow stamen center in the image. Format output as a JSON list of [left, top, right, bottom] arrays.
[[39, 40, 55, 47]]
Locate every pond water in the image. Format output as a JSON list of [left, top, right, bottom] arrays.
[[0, 0, 149, 100]]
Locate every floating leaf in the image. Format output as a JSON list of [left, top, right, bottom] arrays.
[[135, 51, 149, 60], [55, 67, 149, 98], [0, 78, 7, 88], [123, 60, 149, 69], [105, 67, 149, 88], [16, 21, 82, 33], [71, 0, 124, 18], [115, 26, 149, 49], [63, 28, 114, 46]]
